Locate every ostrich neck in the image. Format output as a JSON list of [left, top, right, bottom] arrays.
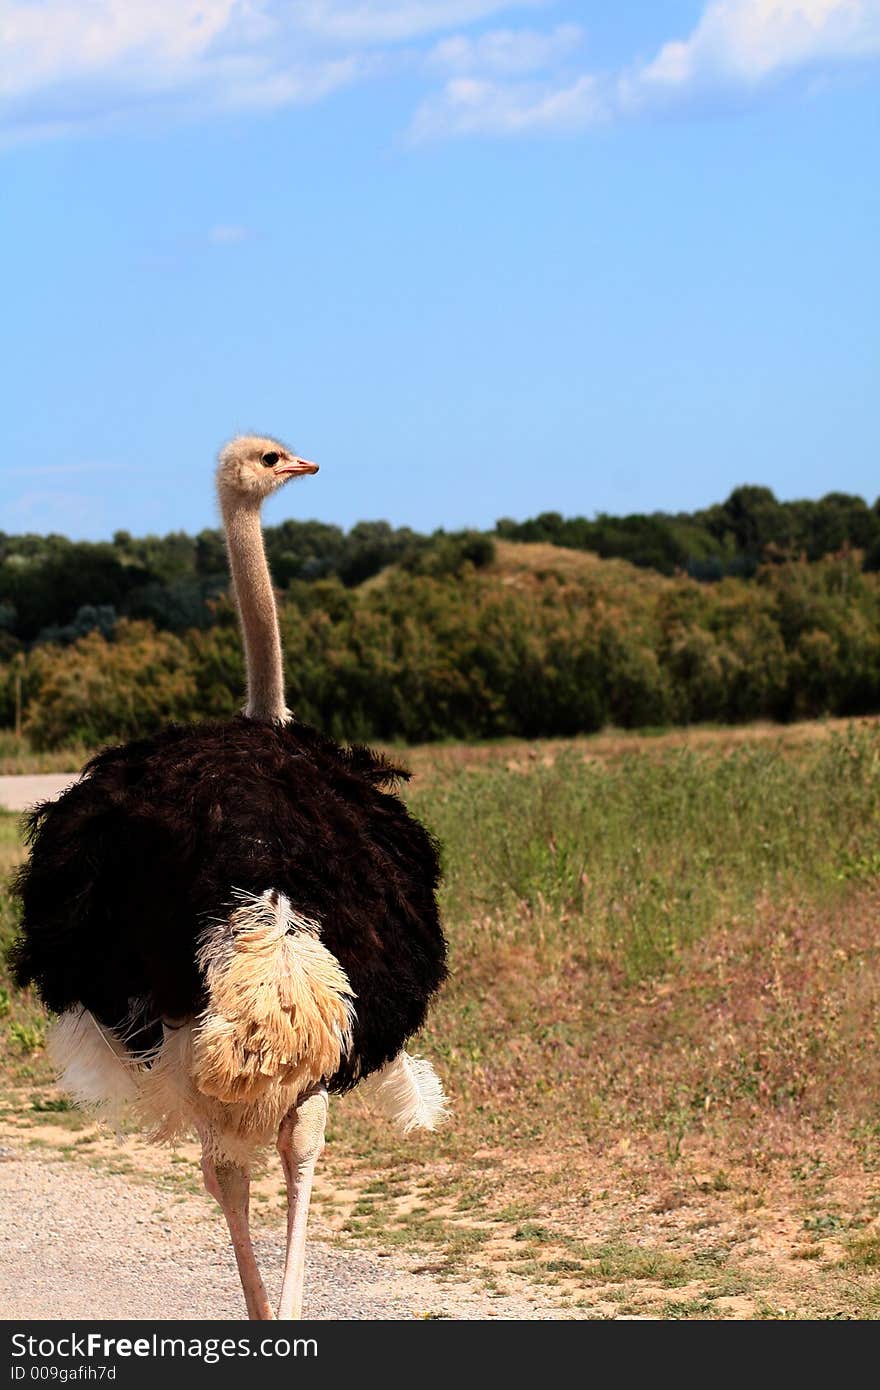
[[221, 498, 289, 724]]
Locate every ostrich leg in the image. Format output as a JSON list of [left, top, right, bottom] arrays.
[[276, 1083, 329, 1319], [201, 1141, 274, 1320]]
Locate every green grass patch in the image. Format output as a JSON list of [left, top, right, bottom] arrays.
[[0, 733, 88, 776], [410, 724, 880, 983], [31, 1095, 73, 1113], [842, 1233, 880, 1269]]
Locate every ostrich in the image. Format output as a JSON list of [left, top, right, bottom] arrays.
[[11, 436, 448, 1320]]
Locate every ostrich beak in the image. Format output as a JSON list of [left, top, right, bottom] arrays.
[[275, 457, 319, 477]]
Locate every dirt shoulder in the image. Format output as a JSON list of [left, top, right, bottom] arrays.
[[0, 1142, 547, 1321], [3, 1092, 880, 1321]]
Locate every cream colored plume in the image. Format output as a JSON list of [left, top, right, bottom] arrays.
[[192, 889, 355, 1105], [357, 1050, 449, 1133]]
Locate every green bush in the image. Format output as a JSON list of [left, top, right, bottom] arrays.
[[25, 621, 200, 749]]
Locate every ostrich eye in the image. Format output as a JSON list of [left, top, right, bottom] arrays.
[[261, 452, 280, 468]]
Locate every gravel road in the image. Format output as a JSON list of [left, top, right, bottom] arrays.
[[0, 1147, 545, 1321], [0, 775, 79, 813]]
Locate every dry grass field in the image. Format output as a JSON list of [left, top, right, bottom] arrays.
[[2, 717, 880, 1318]]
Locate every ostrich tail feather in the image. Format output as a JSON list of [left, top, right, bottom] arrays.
[[192, 889, 355, 1104]]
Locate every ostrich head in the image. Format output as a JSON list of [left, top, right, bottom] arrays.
[[217, 435, 318, 505]]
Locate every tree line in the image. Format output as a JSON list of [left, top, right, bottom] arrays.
[[0, 520, 493, 652], [4, 547, 880, 750], [498, 485, 880, 579], [1, 484, 878, 658]]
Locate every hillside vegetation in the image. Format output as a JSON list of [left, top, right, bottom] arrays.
[[2, 540, 880, 749], [2, 480, 878, 652], [2, 482, 880, 751], [498, 484, 880, 578]]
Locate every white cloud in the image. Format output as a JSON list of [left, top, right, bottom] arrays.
[[413, 17, 592, 137], [0, 1, 369, 141], [1, 0, 879, 143], [413, 0, 880, 138], [208, 224, 251, 244], [626, 0, 880, 105], [411, 71, 600, 138], [0, 0, 542, 138], [289, 1, 540, 45], [0, 1, 240, 100], [427, 22, 582, 75]]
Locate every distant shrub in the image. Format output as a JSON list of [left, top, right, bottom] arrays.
[[25, 621, 200, 750], [37, 604, 118, 646]]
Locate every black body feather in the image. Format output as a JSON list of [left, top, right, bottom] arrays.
[[11, 717, 447, 1091]]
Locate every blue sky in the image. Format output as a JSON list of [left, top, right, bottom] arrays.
[[1, 1, 878, 539]]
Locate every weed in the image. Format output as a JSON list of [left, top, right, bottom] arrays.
[[842, 1233, 880, 1269], [30, 1096, 72, 1113], [9, 1022, 45, 1054]]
